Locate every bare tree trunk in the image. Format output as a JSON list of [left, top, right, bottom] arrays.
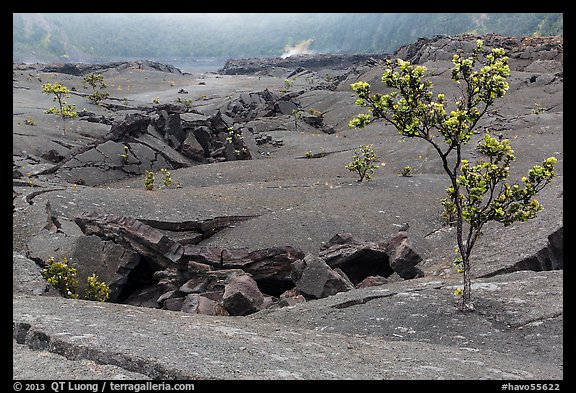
[[461, 254, 474, 311]]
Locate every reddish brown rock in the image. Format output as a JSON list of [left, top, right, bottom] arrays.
[[222, 274, 264, 316]]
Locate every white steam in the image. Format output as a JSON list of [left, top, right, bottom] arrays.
[[281, 39, 314, 58]]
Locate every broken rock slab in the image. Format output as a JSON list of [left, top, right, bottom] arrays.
[[74, 211, 186, 270], [385, 231, 424, 279], [318, 233, 393, 284], [295, 254, 354, 299]]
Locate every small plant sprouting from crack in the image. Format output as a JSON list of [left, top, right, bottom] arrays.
[[160, 168, 172, 188], [120, 145, 130, 164], [399, 165, 413, 177], [144, 170, 155, 190], [41, 257, 110, 302], [144, 168, 179, 190]]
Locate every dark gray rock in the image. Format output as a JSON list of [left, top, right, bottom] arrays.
[[319, 234, 393, 285], [181, 132, 206, 161], [181, 293, 229, 316], [481, 226, 563, 278], [123, 282, 177, 308], [70, 235, 141, 302], [275, 100, 298, 116], [179, 276, 209, 294], [277, 288, 306, 307], [12, 252, 59, 296], [162, 297, 185, 311]]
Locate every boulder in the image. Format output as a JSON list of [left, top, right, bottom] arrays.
[[277, 288, 306, 307], [70, 235, 142, 302], [109, 113, 150, 141], [179, 276, 209, 294], [163, 297, 185, 311], [224, 246, 305, 281], [181, 293, 229, 316], [181, 132, 206, 162], [295, 254, 354, 299], [222, 274, 264, 316], [384, 232, 424, 279]]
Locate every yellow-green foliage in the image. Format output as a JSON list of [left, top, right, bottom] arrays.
[[41, 257, 110, 302], [84, 273, 111, 302], [346, 144, 379, 182], [42, 82, 78, 123], [41, 257, 78, 298], [160, 168, 172, 187], [144, 170, 155, 190], [349, 40, 556, 310], [83, 73, 109, 104], [400, 165, 413, 177]]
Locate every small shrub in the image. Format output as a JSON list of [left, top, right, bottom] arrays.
[[84, 273, 111, 302], [305, 150, 314, 159], [283, 78, 294, 92], [42, 257, 110, 301], [291, 109, 302, 131], [160, 168, 172, 187], [41, 257, 78, 298], [400, 165, 413, 177], [120, 145, 130, 163], [531, 103, 545, 114], [346, 144, 380, 182], [152, 97, 160, 104], [42, 82, 78, 133], [308, 108, 323, 117], [83, 73, 110, 104], [144, 170, 155, 190]]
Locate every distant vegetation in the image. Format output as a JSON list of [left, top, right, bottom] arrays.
[[13, 13, 562, 63]]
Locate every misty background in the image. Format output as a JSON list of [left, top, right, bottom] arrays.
[[13, 13, 563, 72]]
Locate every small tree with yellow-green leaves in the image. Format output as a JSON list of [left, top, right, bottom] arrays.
[[42, 82, 78, 133], [349, 40, 557, 311]]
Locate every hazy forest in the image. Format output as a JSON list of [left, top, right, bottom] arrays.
[[13, 13, 563, 63]]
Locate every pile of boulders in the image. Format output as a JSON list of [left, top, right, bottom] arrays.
[[68, 211, 424, 316]]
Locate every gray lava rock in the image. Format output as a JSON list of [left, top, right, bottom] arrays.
[[12, 252, 59, 297]]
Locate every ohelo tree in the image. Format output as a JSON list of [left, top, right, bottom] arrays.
[[349, 40, 556, 311], [42, 82, 78, 133], [83, 73, 110, 104]]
